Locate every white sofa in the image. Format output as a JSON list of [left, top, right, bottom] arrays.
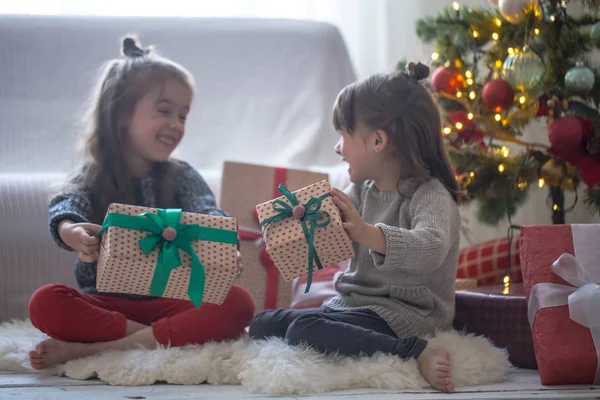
[[0, 15, 356, 322]]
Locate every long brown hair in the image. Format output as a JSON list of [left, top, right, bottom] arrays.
[[332, 62, 458, 202], [67, 36, 195, 223]]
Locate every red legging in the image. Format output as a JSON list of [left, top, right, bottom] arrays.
[[28, 284, 255, 346]]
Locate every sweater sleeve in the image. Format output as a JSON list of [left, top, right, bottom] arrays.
[[370, 180, 459, 273], [48, 183, 94, 251], [175, 161, 228, 217]]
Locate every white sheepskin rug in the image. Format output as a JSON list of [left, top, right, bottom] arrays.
[[0, 320, 511, 395]]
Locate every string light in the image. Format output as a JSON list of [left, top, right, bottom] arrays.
[[453, 1, 460, 11], [495, 114, 502, 121], [518, 182, 527, 189], [519, 96, 527, 104], [472, 30, 479, 38], [503, 286, 510, 295], [508, 47, 515, 55], [454, 59, 463, 68], [501, 146, 510, 157], [443, 127, 452, 135], [553, 204, 559, 211], [467, 113, 474, 120], [465, 70, 473, 79], [492, 32, 500, 41], [455, 122, 464, 130], [431, 52, 440, 61], [467, 78, 474, 85], [495, 59, 503, 68], [534, 28, 540, 35], [494, 18, 502, 27], [503, 275, 510, 285], [470, 172, 475, 178], [456, 92, 463, 98], [469, 91, 476, 100], [538, 178, 546, 188], [551, 15, 556, 21], [498, 164, 505, 172]]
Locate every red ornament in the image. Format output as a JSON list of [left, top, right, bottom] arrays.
[[430, 67, 464, 94], [548, 116, 585, 157], [482, 79, 514, 112], [536, 94, 550, 117], [448, 111, 475, 130], [577, 156, 600, 188]]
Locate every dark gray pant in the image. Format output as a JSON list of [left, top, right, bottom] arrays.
[[249, 306, 427, 359]]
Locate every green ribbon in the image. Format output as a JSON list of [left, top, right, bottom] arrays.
[[96, 208, 238, 308], [260, 184, 331, 293]]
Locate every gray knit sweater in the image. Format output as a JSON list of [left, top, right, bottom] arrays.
[[48, 160, 227, 297], [324, 178, 460, 337]]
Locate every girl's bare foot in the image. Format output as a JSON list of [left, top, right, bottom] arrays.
[[417, 348, 454, 393], [28, 339, 89, 370]]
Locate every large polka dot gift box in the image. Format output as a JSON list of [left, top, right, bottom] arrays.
[[96, 203, 238, 307]]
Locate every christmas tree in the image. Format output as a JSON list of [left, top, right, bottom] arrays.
[[405, 0, 600, 225]]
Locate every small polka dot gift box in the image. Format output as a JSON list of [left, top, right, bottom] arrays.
[[255, 180, 354, 292], [95, 203, 239, 307]]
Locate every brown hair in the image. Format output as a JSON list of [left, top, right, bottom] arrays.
[[68, 36, 195, 223], [332, 62, 458, 202]]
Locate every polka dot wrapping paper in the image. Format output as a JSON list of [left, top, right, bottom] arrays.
[[96, 203, 238, 305], [255, 180, 354, 284]]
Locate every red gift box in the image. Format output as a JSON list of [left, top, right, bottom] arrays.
[[520, 224, 600, 385], [457, 235, 522, 286]]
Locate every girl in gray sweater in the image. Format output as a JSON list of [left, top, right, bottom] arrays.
[[249, 62, 461, 393]]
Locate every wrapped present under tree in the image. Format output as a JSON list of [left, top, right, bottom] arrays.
[[520, 223, 600, 385]]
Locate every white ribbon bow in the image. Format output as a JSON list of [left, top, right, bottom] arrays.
[[528, 253, 600, 384]]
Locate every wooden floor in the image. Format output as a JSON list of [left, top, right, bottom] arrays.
[[1, 370, 600, 399]]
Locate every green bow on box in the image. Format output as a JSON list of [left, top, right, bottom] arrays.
[[96, 208, 238, 308], [259, 184, 331, 292]]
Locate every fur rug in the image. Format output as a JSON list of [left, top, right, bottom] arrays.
[[0, 320, 511, 395]]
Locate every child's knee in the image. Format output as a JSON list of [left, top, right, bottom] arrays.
[[225, 285, 255, 324], [248, 309, 280, 340], [28, 284, 74, 330], [285, 313, 321, 346]]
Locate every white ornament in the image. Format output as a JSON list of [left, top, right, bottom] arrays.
[[499, 0, 535, 24]]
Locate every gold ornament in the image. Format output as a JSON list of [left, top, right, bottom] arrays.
[[541, 159, 567, 187], [499, 0, 539, 24], [502, 47, 545, 92]]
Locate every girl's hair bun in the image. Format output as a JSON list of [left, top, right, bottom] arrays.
[[121, 35, 150, 58], [406, 62, 430, 82]]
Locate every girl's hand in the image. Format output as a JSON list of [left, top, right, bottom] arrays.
[[330, 188, 367, 243], [236, 251, 243, 278], [59, 221, 102, 263]]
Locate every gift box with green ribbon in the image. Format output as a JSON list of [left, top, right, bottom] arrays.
[[96, 203, 239, 307], [220, 161, 328, 312], [255, 180, 354, 293]]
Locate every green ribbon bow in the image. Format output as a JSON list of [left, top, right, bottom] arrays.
[[260, 184, 331, 293], [96, 208, 238, 308]]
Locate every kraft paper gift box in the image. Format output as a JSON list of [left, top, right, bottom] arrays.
[[256, 180, 354, 291], [219, 161, 329, 312], [96, 203, 239, 307], [520, 224, 600, 385]]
